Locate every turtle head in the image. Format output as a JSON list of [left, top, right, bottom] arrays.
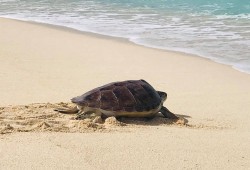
[[157, 91, 167, 102]]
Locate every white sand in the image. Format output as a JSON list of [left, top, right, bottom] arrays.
[[1, 17, 250, 169]]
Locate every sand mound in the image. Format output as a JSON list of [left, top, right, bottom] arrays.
[[104, 116, 126, 126], [0, 102, 207, 134]]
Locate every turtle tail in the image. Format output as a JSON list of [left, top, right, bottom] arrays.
[[54, 106, 79, 114]]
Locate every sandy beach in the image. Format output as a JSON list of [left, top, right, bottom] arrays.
[[1, 17, 250, 169]]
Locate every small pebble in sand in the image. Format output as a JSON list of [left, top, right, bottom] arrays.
[[6, 124, 14, 130]]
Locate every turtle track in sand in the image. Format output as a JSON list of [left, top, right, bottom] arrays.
[[0, 102, 228, 134]]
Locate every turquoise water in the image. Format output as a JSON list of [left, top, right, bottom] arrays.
[[1, 0, 250, 73]]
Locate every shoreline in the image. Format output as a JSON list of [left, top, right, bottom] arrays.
[[2, 16, 249, 75]]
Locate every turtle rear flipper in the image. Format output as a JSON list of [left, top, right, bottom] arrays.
[[54, 106, 78, 114], [160, 106, 178, 119]]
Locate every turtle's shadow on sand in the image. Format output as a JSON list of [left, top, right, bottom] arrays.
[[117, 113, 190, 126]]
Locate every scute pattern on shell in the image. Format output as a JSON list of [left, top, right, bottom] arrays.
[[71, 80, 162, 112]]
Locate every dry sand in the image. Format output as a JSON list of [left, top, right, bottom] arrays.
[[0, 17, 250, 169]]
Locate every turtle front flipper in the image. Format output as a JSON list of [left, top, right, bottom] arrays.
[[54, 106, 79, 114], [160, 106, 178, 119]]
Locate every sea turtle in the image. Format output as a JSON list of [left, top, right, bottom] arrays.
[[55, 80, 178, 120]]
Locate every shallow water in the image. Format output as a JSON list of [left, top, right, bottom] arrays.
[[0, 0, 250, 73]]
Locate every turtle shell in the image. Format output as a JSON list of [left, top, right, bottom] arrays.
[[71, 79, 162, 112]]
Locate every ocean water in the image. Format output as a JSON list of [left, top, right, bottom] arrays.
[[0, 0, 250, 73]]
